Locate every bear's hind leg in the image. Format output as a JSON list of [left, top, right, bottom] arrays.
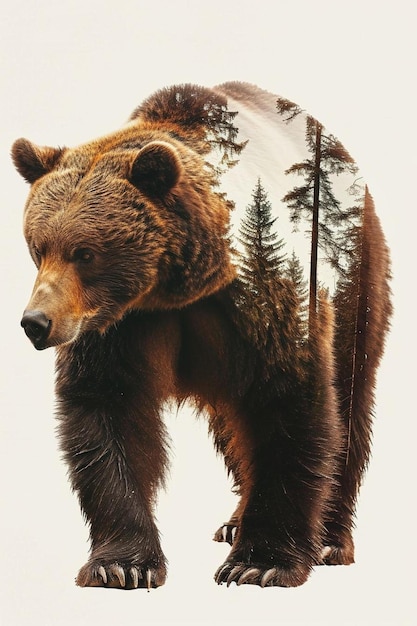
[[320, 494, 356, 565], [214, 400, 339, 588], [206, 407, 247, 547]]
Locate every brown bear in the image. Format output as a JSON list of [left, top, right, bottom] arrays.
[[12, 83, 391, 589]]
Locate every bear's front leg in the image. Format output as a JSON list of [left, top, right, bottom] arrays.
[[55, 330, 169, 590]]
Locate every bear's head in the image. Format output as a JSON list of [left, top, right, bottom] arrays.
[[12, 115, 236, 350]]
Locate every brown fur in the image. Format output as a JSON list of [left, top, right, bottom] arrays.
[[12, 83, 390, 589], [329, 187, 392, 564]]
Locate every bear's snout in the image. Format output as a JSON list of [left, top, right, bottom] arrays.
[[21, 310, 51, 350]]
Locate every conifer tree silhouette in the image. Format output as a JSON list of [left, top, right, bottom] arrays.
[[284, 250, 309, 339], [276, 99, 358, 332], [238, 178, 286, 294], [238, 179, 303, 369]]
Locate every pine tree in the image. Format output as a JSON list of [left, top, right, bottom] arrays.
[[276, 97, 303, 122], [238, 178, 287, 295], [237, 179, 304, 371], [276, 100, 358, 332], [284, 250, 309, 338]]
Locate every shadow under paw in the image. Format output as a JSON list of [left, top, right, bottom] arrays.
[[76, 560, 166, 590], [215, 560, 310, 588]]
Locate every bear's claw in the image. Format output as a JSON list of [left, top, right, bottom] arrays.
[[318, 544, 355, 566], [215, 561, 310, 588], [236, 567, 261, 586], [260, 568, 277, 587], [226, 565, 245, 586], [213, 524, 238, 545], [216, 563, 264, 587], [97, 565, 107, 584], [110, 564, 126, 587], [77, 561, 164, 590]]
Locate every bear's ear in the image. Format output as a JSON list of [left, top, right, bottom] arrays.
[[11, 138, 65, 184], [129, 141, 182, 198]]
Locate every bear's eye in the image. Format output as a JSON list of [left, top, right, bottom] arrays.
[[73, 248, 95, 264], [33, 246, 42, 265]]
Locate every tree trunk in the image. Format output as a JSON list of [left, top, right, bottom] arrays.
[[308, 121, 322, 335]]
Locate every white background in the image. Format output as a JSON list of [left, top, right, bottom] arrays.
[[1, 1, 414, 624]]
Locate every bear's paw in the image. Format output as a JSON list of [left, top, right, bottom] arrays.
[[213, 523, 238, 545], [215, 560, 310, 588], [76, 560, 166, 590]]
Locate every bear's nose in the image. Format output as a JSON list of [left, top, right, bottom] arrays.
[[21, 310, 51, 349]]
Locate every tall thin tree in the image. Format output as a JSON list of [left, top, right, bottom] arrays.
[[277, 99, 358, 332]]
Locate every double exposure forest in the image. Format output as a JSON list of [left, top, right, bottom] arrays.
[[135, 85, 392, 498], [182, 84, 392, 496]]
